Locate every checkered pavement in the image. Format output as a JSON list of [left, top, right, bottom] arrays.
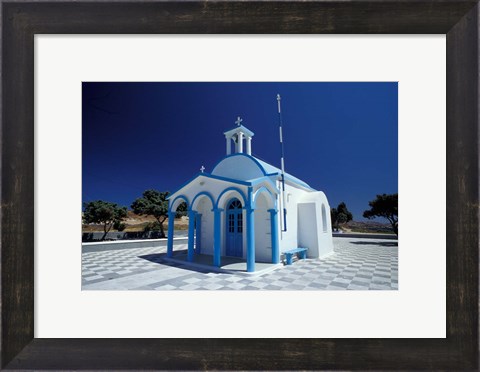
[[82, 238, 398, 290]]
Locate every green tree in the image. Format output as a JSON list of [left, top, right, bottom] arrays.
[[131, 190, 169, 238], [363, 193, 398, 236], [175, 201, 188, 218], [83, 200, 128, 241], [330, 202, 353, 231]]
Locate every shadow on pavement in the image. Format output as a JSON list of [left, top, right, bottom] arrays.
[[138, 252, 218, 274], [350, 240, 398, 247]]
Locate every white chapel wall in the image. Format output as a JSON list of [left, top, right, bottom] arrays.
[[278, 183, 302, 252], [297, 202, 319, 258], [196, 197, 214, 255], [298, 191, 334, 257], [276, 183, 334, 258], [254, 193, 272, 263]]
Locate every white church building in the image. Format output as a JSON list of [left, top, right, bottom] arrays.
[[167, 118, 334, 272]]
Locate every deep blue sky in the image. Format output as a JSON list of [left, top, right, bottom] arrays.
[[83, 82, 397, 221]]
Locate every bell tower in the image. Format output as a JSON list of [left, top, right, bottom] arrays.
[[223, 117, 255, 156]]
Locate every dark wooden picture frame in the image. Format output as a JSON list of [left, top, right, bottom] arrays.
[[2, 1, 478, 370]]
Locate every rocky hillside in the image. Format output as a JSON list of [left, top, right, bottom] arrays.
[[82, 211, 189, 232]]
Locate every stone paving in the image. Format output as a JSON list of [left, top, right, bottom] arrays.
[[82, 237, 398, 290]]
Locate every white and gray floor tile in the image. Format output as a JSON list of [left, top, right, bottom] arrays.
[[82, 237, 398, 290]]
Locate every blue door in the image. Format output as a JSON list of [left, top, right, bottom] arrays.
[[226, 199, 243, 257]]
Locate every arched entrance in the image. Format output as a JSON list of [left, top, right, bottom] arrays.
[[191, 192, 215, 257], [253, 186, 279, 264], [225, 198, 243, 257], [167, 195, 189, 258]]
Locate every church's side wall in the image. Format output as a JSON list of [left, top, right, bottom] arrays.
[[298, 191, 334, 258], [277, 183, 302, 253], [297, 202, 319, 256], [277, 183, 334, 259]]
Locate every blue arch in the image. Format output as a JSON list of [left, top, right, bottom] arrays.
[[252, 186, 276, 209], [191, 191, 215, 211], [215, 187, 248, 209], [169, 195, 189, 213], [225, 197, 243, 209]]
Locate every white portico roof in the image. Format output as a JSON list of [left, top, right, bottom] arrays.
[[166, 172, 279, 211], [223, 125, 254, 138]]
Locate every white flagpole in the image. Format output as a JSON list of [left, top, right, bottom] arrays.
[[277, 94, 287, 232]]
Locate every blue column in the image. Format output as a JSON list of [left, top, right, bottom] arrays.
[[167, 211, 175, 258], [196, 214, 202, 254], [246, 207, 255, 272], [188, 210, 195, 262], [213, 208, 222, 267], [269, 209, 280, 264]]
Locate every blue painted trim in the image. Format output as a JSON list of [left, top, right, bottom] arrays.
[[167, 175, 202, 200], [266, 163, 317, 190], [250, 177, 278, 191], [213, 208, 222, 267], [168, 195, 190, 213], [169, 155, 314, 205], [191, 191, 216, 210], [167, 211, 175, 258], [225, 197, 242, 207], [269, 209, 280, 264], [167, 173, 230, 201], [268, 171, 315, 191], [212, 153, 317, 190], [215, 187, 248, 209], [187, 210, 195, 262], [254, 156, 313, 188], [246, 207, 255, 272], [252, 186, 276, 209], [168, 173, 253, 204], [247, 186, 253, 210], [284, 174, 315, 190]]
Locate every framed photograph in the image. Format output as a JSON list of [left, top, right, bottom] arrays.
[[2, 1, 478, 370], [80, 81, 399, 291]]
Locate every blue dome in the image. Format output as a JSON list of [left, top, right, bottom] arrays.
[[211, 153, 312, 189]]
